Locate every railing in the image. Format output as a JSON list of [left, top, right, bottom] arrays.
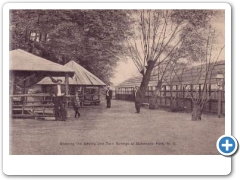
[[115, 87, 225, 114], [10, 93, 102, 119], [10, 93, 57, 119]]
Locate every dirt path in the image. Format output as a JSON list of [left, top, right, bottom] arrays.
[[10, 100, 224, 155]]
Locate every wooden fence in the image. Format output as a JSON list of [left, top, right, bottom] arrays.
[[10, 94, 55, 119], [10, 92, 102, 119], [115, 84, 225, 114]]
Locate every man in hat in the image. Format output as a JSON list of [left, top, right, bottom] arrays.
[[49, 77, 66, 121], [134, 86, 143, 113], [106, 85, 113, 108]]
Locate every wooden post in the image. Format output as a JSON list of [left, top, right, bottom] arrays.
[[164, 85, 167, 106], [10, 72, 15, 116], [209, 84, 212, 112], [159, 87, 162, 105], [170, 84, 173, 107], [121, 88, 123, 100], [10, 72, 15, 96], [82, 86, 85, 107], [218, 89, 222, 118], [65, 73, 69, 95], [183, 85, 185, 99], [23, 76, 26, 104], [199, 84, 201, 98], [98, 86, 100, 100], [176, 85, 178, 107], [190, 84, 193, 110], [125, 87, 126, 100], [65, 73, 69, 107]]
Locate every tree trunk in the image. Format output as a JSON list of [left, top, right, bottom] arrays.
[[192, 102, 202, 121], [140, 60, 155, 103], [149, 88, 159, 109]]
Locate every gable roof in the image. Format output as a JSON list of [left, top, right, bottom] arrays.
[[116, 60, 225, 88], [9, 49, 74, 76], [38, 60, 106, 86]]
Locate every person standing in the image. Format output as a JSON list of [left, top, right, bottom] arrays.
[[134, 86, 143, 113], [106, 85, 113, 108], [49, 77, 66, 121], [71, 91, 81, 118]]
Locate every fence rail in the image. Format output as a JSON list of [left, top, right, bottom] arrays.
[[10, 93, 102, 119], [115, 85, 225, 114]]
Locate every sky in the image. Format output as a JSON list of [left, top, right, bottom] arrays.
[[110, 58, 140, 86]]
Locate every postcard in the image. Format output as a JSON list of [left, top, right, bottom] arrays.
[[3, 2, 233, 175]]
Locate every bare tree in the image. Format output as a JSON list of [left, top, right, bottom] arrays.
[[126, 10, 214, 103], [170, 27, 225, 120], [162, 61, 187, 111]]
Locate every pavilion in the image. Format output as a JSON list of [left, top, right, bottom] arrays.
[[37, 60, 106, 106], [9, 49, 75, 119]]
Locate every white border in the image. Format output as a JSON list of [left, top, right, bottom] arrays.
[[3, 3, 231, 175]]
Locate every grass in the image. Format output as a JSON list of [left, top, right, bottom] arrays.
[[10, 100, 224, 155]]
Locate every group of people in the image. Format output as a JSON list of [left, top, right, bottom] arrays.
[[49, 77, 144, 121], [105, 85, 143, 113]]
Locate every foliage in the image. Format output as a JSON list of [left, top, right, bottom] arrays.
[[10, 10, 133, 84]]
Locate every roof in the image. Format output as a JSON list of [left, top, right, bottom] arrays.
[[38, 60, 106, 86], [116, 60, 225, 88], [9, 49, 75, 76], [116, 76, 157, 88]]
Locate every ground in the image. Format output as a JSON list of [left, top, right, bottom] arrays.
[[10, 100, 224, 155]]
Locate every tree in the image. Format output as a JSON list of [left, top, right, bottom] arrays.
[[180, 28, 224, 120], [126, 10, 214, 102], [161, 61, 187, 112], [10, 10, 133, 84]]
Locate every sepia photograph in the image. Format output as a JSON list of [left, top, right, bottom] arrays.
[[8, 8, 226, 156]]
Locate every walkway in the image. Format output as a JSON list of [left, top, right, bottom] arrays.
[[10, 100, 225, 155]]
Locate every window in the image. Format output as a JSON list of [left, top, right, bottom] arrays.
[[29, 31, 49, 42]]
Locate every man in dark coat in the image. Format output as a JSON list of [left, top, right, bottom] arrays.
[[106, 85, 113, 108], [71, 91, 81, 118], [49, 77, 67, 121], [134, 86, 143, 113]]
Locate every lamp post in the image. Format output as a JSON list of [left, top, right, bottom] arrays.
[[215, 71, 224, 118]]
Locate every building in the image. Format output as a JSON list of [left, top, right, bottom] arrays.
[[115, 61, 225, 114], [38, 60, 106, 105]]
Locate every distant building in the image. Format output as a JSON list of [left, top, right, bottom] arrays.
[[115, 61, 225, 113]]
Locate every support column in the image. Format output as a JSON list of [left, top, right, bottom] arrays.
[[164, 85, 167, 106], [209, 84, 212, 112], [65, 73, 69, 108], [23, 76, 27, 104], [98, 86, 101, 100], [82, 86, 85, 107], [190, 84, 193, 110], [10, 72, 15, 96], [217, 89, 222, 118], [10, 72, 15, 116], [176, 85, 179, 107]]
